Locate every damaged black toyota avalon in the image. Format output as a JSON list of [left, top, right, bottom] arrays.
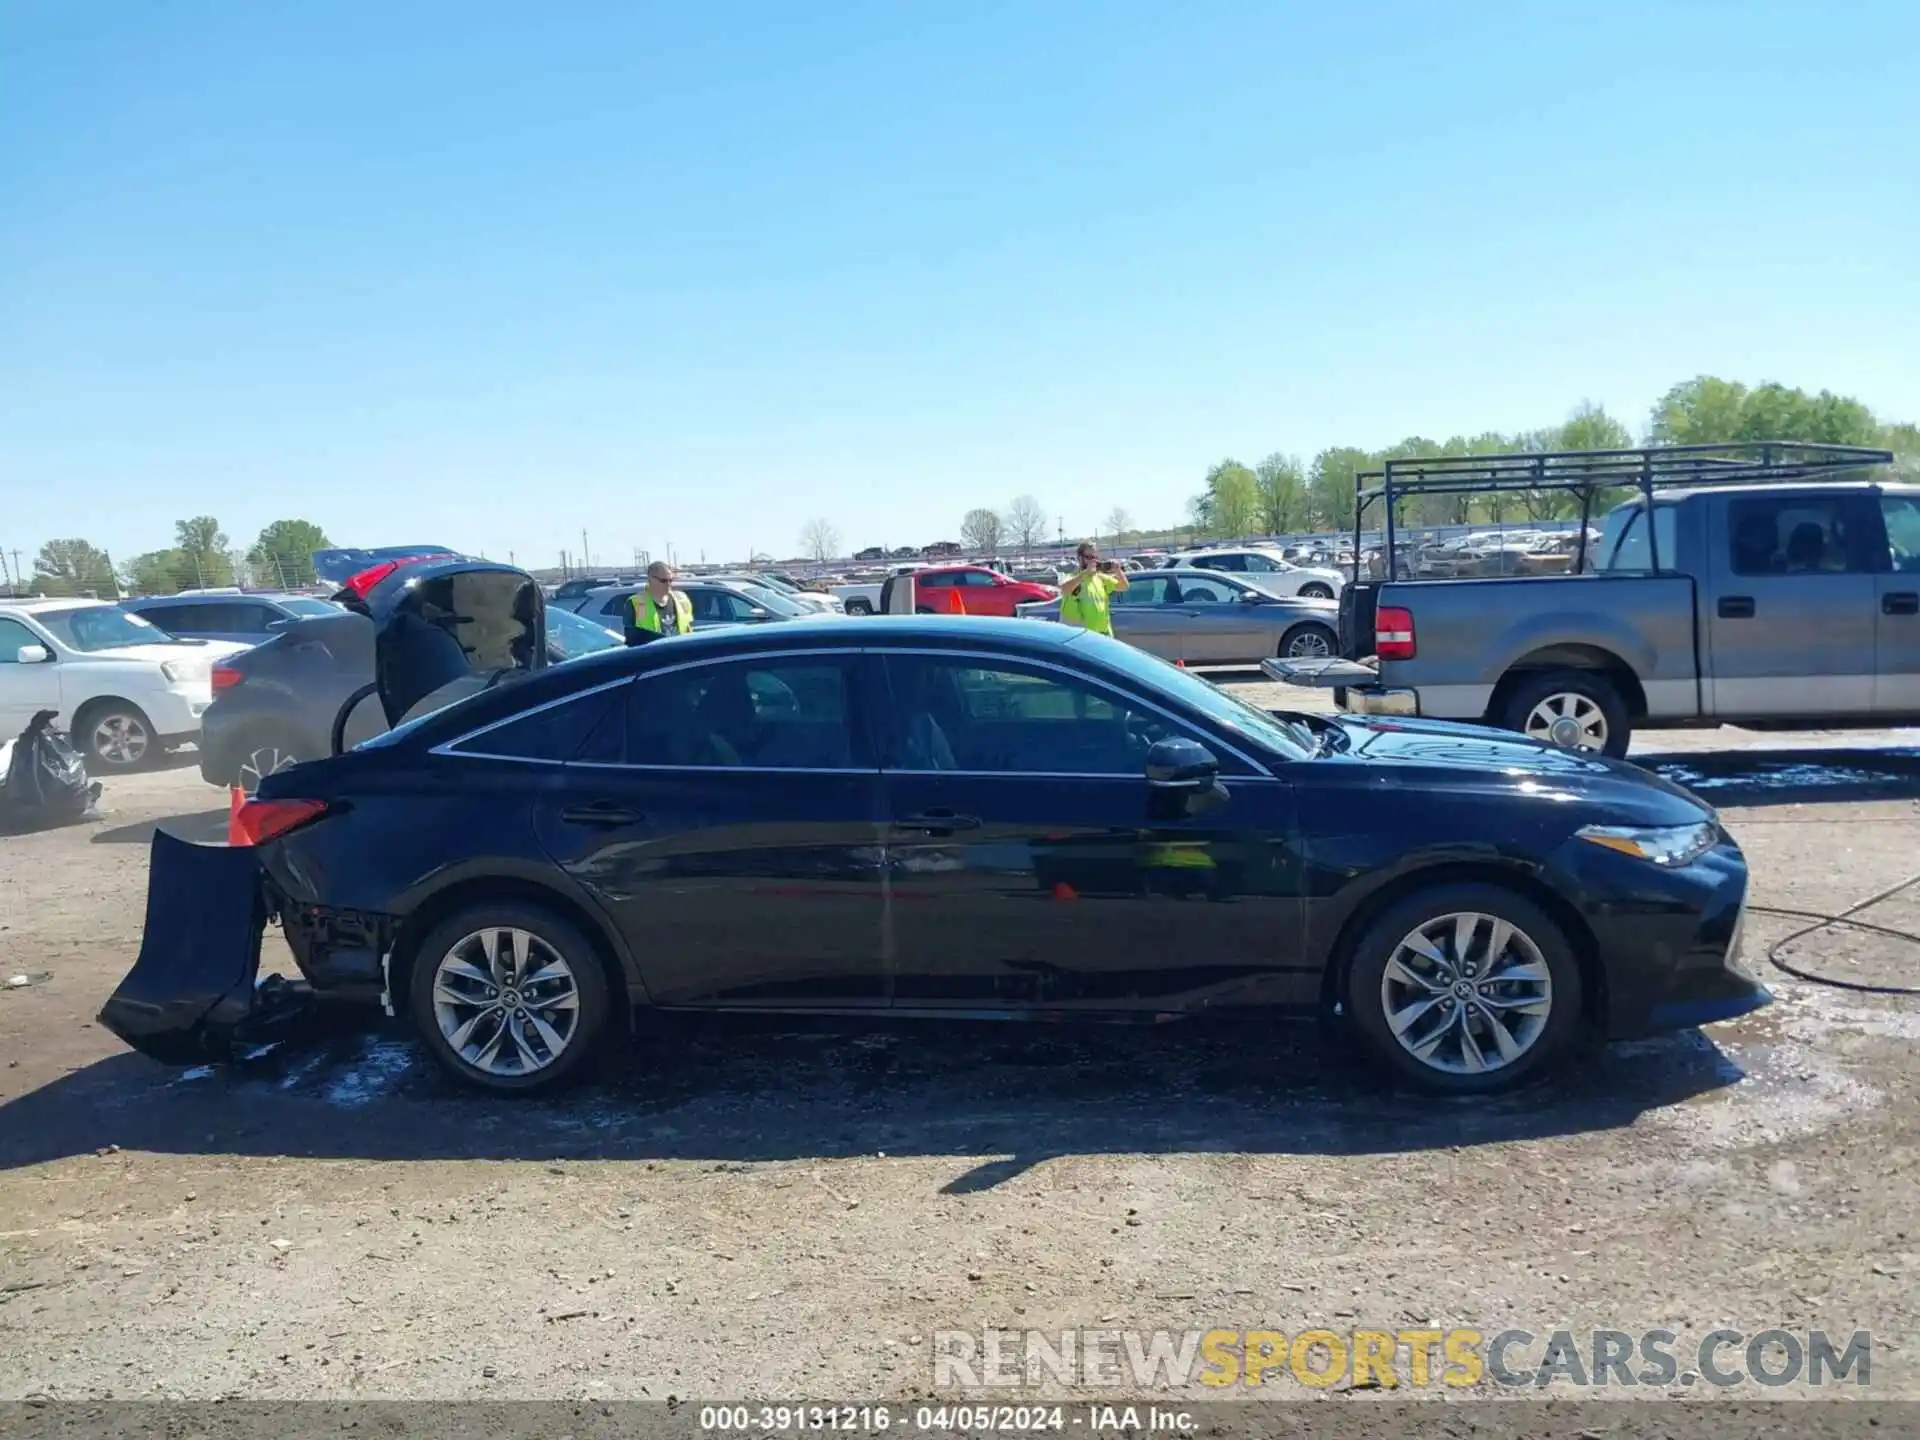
[[101, 558, 1766, 1096]]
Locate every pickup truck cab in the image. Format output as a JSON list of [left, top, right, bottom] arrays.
[[1274, 480, 1920, 756]]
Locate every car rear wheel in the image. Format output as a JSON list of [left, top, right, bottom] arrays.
[[1279, 622, 1337, 660], [844, 599, 873, 616], [1297, 582, 1335, 599], [1501, 669, 1631, 758], [1344, 883, 1582, 1093], [407, 903, 611, 1095], [75, 700, 154, 771], [236, 733, 313, 793]]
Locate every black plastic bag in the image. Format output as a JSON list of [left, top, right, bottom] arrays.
[[0, 710, 101, 832]]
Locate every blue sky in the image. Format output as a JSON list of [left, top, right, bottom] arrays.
[[2, 1, 1914, 573]]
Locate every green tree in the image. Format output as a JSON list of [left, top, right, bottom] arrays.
[[1197, 460, 1259, 537], [1253, 453, 1305, 535], [1307, 447, 1370, 532], [249, 519, 333, 588], [32, 538, 117, 596], [959, 507, 1005, 554], [123, 549, 190, 595], [1648, 376, 1883, 449], [1648, 376, 1751, 445], [173, 516, 235, 588]]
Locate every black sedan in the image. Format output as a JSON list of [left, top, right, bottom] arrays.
[[103, 611, 1765, 1097]]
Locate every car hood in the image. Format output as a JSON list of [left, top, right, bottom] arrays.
[[1323, 714, 1712, 824]]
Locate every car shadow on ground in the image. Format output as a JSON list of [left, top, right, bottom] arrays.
[[1637, 747, 1920, 808], [0, 1009, 1744, 1187], [92, 808, 230, 845]]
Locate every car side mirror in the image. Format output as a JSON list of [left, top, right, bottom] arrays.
[[1145, 737, 1218, 788], [16, 644, 51, 664], [1239, 591, 1261, 604]]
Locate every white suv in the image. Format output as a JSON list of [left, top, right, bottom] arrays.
[[1163, 547, 1347, 598], [0, 599, 247, 770]]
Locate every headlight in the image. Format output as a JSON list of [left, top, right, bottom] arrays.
[[160, 658, 209, 685], [1577, 821, 1717, 867]]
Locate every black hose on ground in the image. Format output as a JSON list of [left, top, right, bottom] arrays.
[[1749, 868, 1920, 997]]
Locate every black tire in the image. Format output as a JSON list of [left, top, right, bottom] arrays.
[[1297, 582, 1335, 600], [915, 605, 935, 614], [1278, 622, 1337, 660], [845, 599, 873, 616], [1344, 882, 1583, 1094], [407, 901, 613, 1095], [1500, 668, 1631, 758], [73, 698, 156, 771]]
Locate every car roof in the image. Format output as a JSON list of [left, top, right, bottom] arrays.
[[1647, 480, 1920, 504], [0, 597, 117, 614]]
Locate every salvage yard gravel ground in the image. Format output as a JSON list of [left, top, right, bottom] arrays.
[[2, 680, 1918, 1403]]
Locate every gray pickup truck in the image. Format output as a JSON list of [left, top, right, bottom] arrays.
[[1270, 464, 1920, 756]]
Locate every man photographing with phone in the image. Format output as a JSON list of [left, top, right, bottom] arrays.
[[1058, 540, 1129, 637]]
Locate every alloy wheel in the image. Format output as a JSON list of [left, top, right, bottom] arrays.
[[238, 745, 299, 793], [92, 713, 150, 767], [1523, 692, 1609, 752], [1378, 911, 1553, 1075], [431, 927, 581, 1078], [1285, 627, 1334, 659]]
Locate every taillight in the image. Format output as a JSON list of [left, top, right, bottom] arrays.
[[233, 798, 330, 846], [340, 552, 455, 600], [211, 664, 244, 692], [1375, 604, 1416, 661]]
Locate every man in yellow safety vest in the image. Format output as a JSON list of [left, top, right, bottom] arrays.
[[1058, 540, 1129, 637], [625, 561, 693, 646]]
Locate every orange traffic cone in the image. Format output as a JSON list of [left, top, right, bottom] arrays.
[[227, 785, 249, 846]]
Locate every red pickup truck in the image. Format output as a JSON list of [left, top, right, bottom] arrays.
[[912, 565, 1059, 616]]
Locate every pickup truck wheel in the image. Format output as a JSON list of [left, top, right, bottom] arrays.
[[844, 598, 873, 616], [1345, 883, 1581, 1093], [1297, 582, 1335, 600], [1501, 670, 1630, 758]]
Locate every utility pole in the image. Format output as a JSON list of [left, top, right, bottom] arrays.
[[581, 529, 590, 575], [508, 550, 516, 568], [0, 546, 11, 594]]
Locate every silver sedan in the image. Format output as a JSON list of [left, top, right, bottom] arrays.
[[1015, 570, 1340, 664]]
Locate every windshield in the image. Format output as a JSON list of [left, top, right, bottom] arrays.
[[546, 604, 623, 661], [1079, 635, 1313, 760], [735, 583, 806, 616], [277, 597, 341, 618], [39, 605, 187, 652], [754, 574, 800, 593]]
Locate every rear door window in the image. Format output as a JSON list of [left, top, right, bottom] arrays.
[[624, 658, 864, 769], [1594, 505, 1677, 573], [1728, 496, 1871, 576]]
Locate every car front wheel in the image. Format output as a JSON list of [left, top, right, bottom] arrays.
[[844, 598, 873, 615], [407, 903, 612, 1094], [76, 700, 154, 771], [1344, 883, 1582, 1093], [1297, 582, 1334, 599]]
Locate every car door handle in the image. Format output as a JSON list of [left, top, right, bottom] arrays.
[[1718, 595, 1756, 619], [560, 802, 644, 827], [1884, 592, 1920, 615], [898, 809, 981, 833]]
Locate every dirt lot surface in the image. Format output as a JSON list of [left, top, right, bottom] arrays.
[[3, 677, 1919, 1406]]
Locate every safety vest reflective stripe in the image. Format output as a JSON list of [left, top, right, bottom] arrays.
[[632, 590, 692, 634]]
